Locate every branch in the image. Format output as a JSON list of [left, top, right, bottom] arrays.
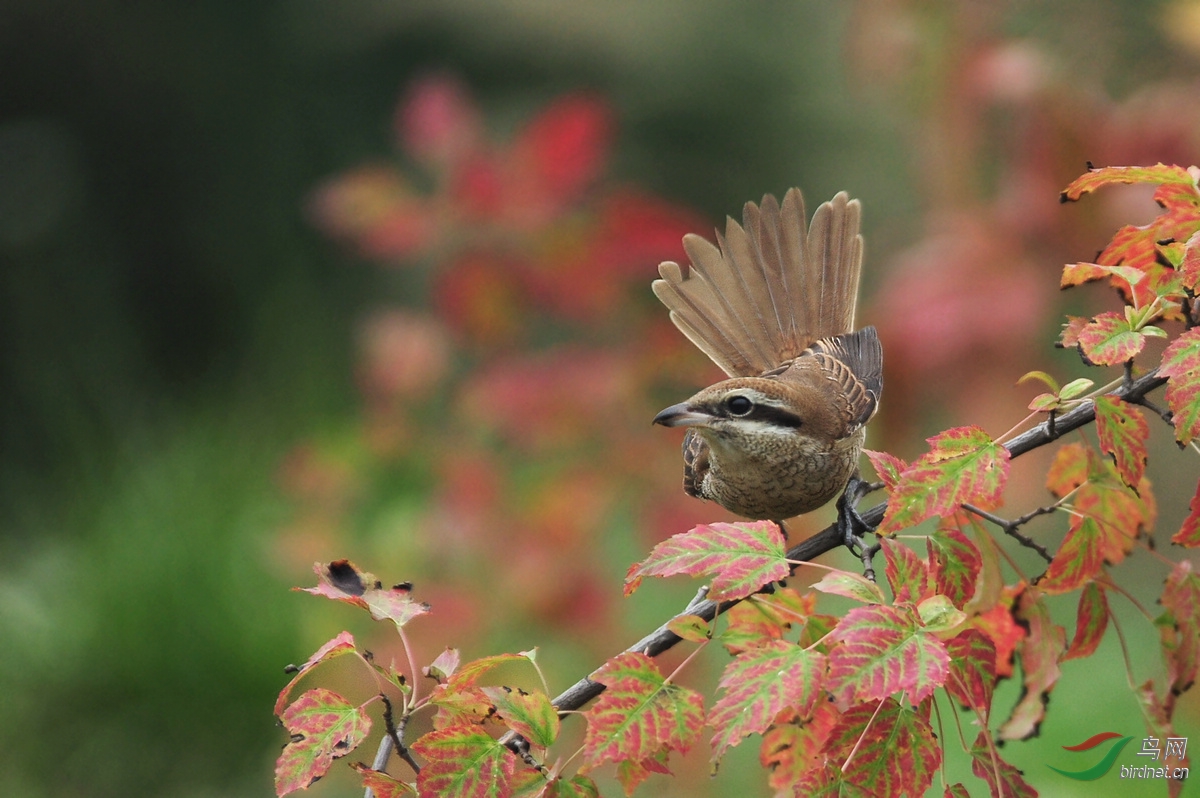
[[479, 368, 1169, 760]]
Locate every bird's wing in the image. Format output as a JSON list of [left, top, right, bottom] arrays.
[[806, 326, 883, 430], [652, 189, 863, 377]]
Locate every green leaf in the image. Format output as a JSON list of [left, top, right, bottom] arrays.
[[1159, 327, 1200, 445], [411, 725, 519, 798], [877, 426, 1010, 536], [826, 604, 950, 705], [275, 688, 372, 796], [1093, 395, 1149, 488], [624, 520, 788, 601], [917, 594, 967, 633], [708, 640, 825, 758], [666, 613, 711, 643], [1059, 377, 1095, 400], [481, 686, 560, 749], [581, 652, 704, 772], [811, 568, 886, 604]]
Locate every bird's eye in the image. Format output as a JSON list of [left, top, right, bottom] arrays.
[[726, 395, 753, 416]]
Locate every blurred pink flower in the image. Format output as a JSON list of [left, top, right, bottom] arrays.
[[356, 310, 451, 404]]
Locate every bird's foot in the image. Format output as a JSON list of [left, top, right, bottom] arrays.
[[836, 475, 880, 581]]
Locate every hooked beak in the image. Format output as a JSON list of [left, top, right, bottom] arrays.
[[652, 401, 711, 428]]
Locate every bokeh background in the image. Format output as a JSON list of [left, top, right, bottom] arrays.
[[2, 1, 1199, 796]]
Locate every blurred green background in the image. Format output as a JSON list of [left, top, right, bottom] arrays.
[[2, 1, 1199, 796]]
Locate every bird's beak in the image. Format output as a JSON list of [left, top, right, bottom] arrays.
[[652, 402, 710, 427]]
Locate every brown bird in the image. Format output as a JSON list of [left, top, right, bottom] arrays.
[[651, 189, 882, 541]]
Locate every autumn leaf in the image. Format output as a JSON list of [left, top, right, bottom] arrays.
[[350, 764, 414, 797], [927, 526, 983, 609], [1075, 311, 1145, 365], [410, 725, 520, 798], [969, 731, 1037, 798], [1037, 517, 1107, 594], [1059, 163, 1196, 201], [1174, 478, 1200, 547], [1181, 229, 1200, 292], [1159, 561, 1200, 704], [877, 426, 1010, 536], [624, 520, 789, 601], [759, 701, 840, 794], [880, 538, 933, 604], [1135, 680, 1192, 791], [720, 588, 814, 654], [1094, 395, 1149, 488], [428, 653, 532, 729], [666, 613, 711, 643], [1064, 582, 1109, 661], [825, 604, 950, 705], [581, 652, 704, 772], [864, 448, 906, 491], [811, 568, 886, 604], [480, 686, 560, 749], [1060, 261, 1145, 292], [708, 640, 826, 758], [1160, 327, 1200, 445], [999, 588, 1065, 741], [824, 698, 940, 798], [944, 629, 997, 717], [298, 560, 431, 631], [613, 753, 669, 796], [275, 688, 372, 796], [275, 631, 358, 716]]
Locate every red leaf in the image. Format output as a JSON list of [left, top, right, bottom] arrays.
[[826, 604, 951, 705], [1181, 229, 1200, 292], [759, 700, 840, 793], [511, 94, 613, 208], [1174, 478, 1200, 547], [972, 589, 1026, 678], [410, 725, 520, 798], [1160, 327, 1200, 445], [274, 631, 358, 716], [719, 588, 813, 654], [624, 521, 789, 601], [970, 730, 1037, 798], [298, 560, 431, 631], [708, 640, 825, 758], [396, 74, 481, 169], [944, 629, 997, 715], [275, 688, 372, 796], [1075, 311, 1145, 365], [877, 426, 1010, 536], [824, 698, 941, 798], [1094, 395, 1149, 488], [581, 652, 704, 772], [1060, 315, 1089, 348], [864, 449, 906, 491], [351, 764, 414, 797], [881, 538, 933, 604], [1037, 517, 1106, 594], [999, 588, 1066, 740], [1060, 261, 1145, 292], [927, 526, 983, 609], [1160, 560, 1200, 704], [1060, 163, 1196, 201], [1064, 582, 1109, 661]]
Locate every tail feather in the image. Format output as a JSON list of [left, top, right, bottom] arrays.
[[653, 188, 864, 377]]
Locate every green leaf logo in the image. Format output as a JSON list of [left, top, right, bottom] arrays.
[[1047, 732, 1134, 781]]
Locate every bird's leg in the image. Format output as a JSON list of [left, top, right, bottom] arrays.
[[836, 473, 880, 581]]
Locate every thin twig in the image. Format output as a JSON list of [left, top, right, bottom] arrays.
[[962, 503, 1055, 562]]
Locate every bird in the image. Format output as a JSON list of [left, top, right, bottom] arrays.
[[651, 188, 882, 543]]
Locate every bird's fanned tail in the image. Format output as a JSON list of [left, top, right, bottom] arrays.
[[652, 189, 863, 378]]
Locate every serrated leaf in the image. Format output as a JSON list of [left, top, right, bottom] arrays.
[[927, 526, 983, 609], [1061, 261, 1146, 291], [275, 631, 357, 716], [944, 629, 997, 715], [708, 640, 825, 759], [1037, 517, 1106, 594], [917, 594, 967, 633], [881, 538, 932, 604], [1173, 478, 1200, 547], [877, 426, 1010, 536], [1064, 582, 1109, 661], [428, 653, 531, 729], [720, 588, 814, 654], [410, 725, 519, 798], [864, 449, 906, 491], [1182, 229, 1200, 291], [276, 688, 371, 796], [1159, 560, 1200, 704], [624, 520, 788, 601], [811, 568, 886, 604], [1094, 396, 1149, 487], [826, 604, 950, 705], [999, 588, 1065, 740], [350, 764, 414, 797], [298, 560, 431, 631], [1060, 315, 1089, 348], [969, 731, 1037, 798], [666, 613, 711, 643], [824, 698, 940, 798], [759, 701, 840, 793], [1060, 163, 1196, 201], [1160, 327, 1200, 445], [481, 686, 560, 749], [544, 774, 600, 798], [581, 652, 704, 772], [1076, 311, 1145, 365], [613, 752, 669, 796]]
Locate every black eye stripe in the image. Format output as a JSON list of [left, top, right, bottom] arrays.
[[747, 405, 804, 428]]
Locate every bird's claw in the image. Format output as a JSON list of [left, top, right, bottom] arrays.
[[837, 475, 880, 581]]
